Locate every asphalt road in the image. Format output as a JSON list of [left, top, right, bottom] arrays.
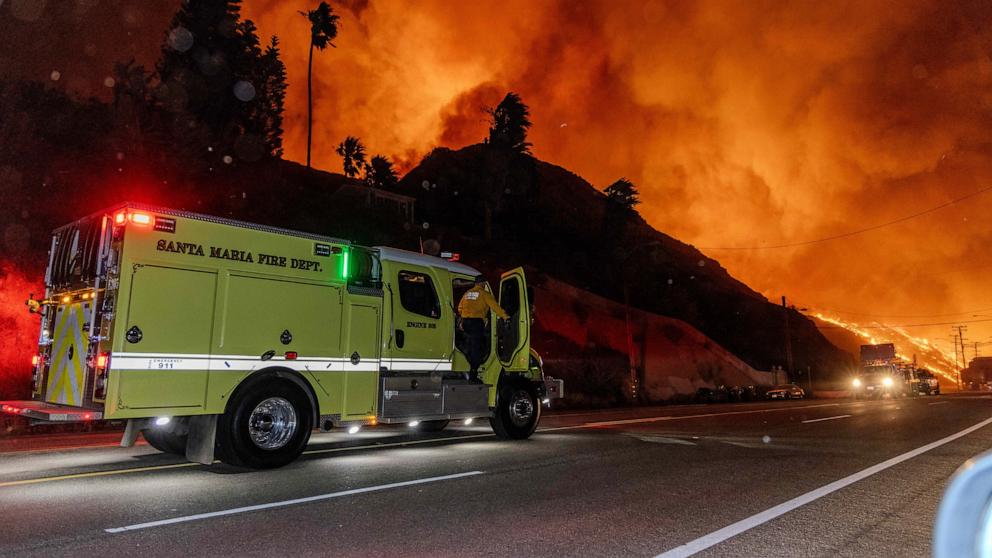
[[2, 395, 991, 557]]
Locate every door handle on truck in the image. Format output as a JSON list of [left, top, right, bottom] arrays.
[[395, 329, 405, 348]]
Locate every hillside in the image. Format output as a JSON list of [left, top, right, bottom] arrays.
[[392, 145, 853, 379]]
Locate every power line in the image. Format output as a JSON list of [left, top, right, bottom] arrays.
[[699, 184, 992, 251], [808, 305, 992, 319]]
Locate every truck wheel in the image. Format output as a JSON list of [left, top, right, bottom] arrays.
[[418, 420, 449, 432], [217, 379, 313, 469], [490, 380, 540, 440], [143, 428, 188, 455]]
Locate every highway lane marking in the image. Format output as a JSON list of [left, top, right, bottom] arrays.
[[0, 400, 901, 488], [0, 462, 201, 488], [654, 414, 992, 558], [104, 470, 483, 533], [801, 414, 852, 424], [930, 401, 950, 406], [0, 435, 494, 488], [556, 402, 848, 430]]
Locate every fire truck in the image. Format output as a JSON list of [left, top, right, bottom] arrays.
[[851, 343, 915, 399], [1, 203, 562, 468]]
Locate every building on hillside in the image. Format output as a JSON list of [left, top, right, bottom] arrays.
[[330, 184, 415, 224]]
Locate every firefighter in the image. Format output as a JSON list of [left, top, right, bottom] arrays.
[[457, 275, 510, 381]]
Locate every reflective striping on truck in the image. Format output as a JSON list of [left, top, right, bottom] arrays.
[[46, 302, 91, 406], [109, 353, 451, 373]]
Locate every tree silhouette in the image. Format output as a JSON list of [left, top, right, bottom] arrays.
[[486, 92, 531, 153], [605, 178, 641, 210], [335, 136, 367, 178], [301, 1, 339, 169], [364, 155, 397, 189], [251, 37, 288, 157], [156, 0, 287, 161]]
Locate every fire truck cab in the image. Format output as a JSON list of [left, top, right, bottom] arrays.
[[2, 203, 563, 468]]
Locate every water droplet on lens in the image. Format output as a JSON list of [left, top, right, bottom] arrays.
[[103, 77, 115, 88], [233, 81, 255, 102], [168, 26, 194, 52], [50, 70, 61, 81]]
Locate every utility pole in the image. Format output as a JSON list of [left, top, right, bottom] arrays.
[[782, 296, 794, 383], [953, 333, 960, 373], [623, 281, 638, 402], [953, 325, 968, 390]]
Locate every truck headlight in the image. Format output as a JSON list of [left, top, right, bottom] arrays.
[[852, 378, 862, 388], [883, 377, 894, 387]]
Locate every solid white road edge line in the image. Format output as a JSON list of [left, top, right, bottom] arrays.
[[654, 415, 992, 558], [104, 470, 483, 533], [801, 414, 852, 424]]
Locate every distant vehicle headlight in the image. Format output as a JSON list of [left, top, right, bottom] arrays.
[[852, 378, 862, 387], [883, 377, 894, 387]]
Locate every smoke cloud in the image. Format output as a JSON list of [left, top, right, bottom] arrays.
[[240, 0, 992, 348]]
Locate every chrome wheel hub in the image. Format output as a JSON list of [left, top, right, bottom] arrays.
[[248, 397, 297, 450], [508, 390, 535, 427]]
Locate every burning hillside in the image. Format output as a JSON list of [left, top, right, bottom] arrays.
[[813, 312, 960, 388]]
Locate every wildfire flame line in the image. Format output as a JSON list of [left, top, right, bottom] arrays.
[[813, 313, 959, 385]]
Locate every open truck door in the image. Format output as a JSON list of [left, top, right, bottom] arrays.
[[497, 267, 530, 372]]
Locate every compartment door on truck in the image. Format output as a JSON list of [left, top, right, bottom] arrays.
[[219, 275, 344, 408], [497, 267, 530, 372], [342, 302, 380, 418], [383, 265, 451, 373], [118, 265, 216, 409]]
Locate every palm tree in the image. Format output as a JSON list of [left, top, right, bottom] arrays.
[[300, 2, 339, 169], [335, 136, 367, 178], [364, 155, 397, 189]]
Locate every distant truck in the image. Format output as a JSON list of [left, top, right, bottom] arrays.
[[915, 368, 940, 396], [852, 343, 912, 399], [0, 203, 563, 468]]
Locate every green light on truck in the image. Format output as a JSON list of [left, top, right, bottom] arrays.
[[341, 247, 350, 280]]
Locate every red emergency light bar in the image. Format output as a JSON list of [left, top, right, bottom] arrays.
[[113, 210, 152, 226]]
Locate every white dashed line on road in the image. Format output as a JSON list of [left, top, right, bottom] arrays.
[[105, 470, 484, 533], [802, 414, 852, 424]]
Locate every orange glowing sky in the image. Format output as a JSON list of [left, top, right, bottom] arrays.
[[240, 0, 992, 352], [3, 0, 991, 355]]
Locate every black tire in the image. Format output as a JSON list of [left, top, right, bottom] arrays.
[[216, 378, 313, 469], [143, 428, 188, 455], [418, 420, 450, 432], [490, 379, 541, 440]]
